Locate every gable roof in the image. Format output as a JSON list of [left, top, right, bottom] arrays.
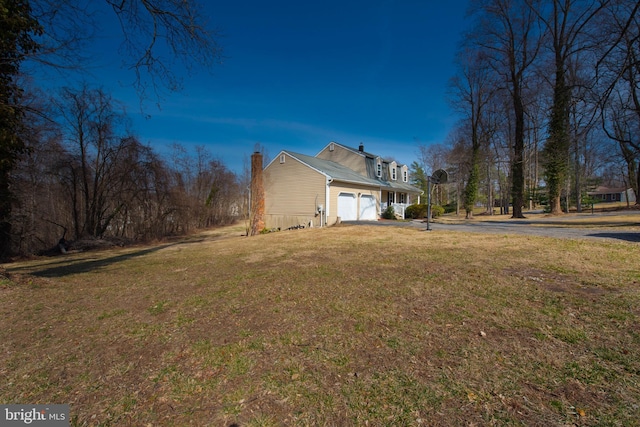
[[588, 186, 631, 194], [276, 151, 422, 194], [321, 142, 421, 192], [318, 141, 379, 160], [283, 151, 382, 187], [333, 142, 416, 169]]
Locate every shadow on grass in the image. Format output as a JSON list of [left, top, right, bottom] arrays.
[[10, 239, 205, 278], [586, 232, 640, 243], [460, 219, 640, 228]]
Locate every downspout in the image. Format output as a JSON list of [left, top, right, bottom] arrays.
[[326, 177, 332, 226]]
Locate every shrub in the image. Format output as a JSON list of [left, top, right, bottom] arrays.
[[381, 205, 396, 220], [443, 202, 457, 214], [405, 204, 427, 219], [431, 204, 445, 217], [404, 203, 444, 219]]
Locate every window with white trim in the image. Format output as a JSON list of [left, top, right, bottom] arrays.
[[376, 162, 381, 178], [403, 169, 408, 182], [391, 167, 396, 181], [279, 154, 285, 164]]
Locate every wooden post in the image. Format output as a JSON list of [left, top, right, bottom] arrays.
[[250, 152, 265, 236]]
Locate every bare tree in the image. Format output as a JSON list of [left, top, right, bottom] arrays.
[[445, 128, 473, 216], [450, 47, 496, 218], [204, 159, 240, 226], [24, 0, 222, 102], [599, 2, 640, 204], [487, 93, 515, 214], [12, 82, 242, 254], [12, 91, 69, 254], [120, 151, 182, 241], [3, 0, 223, 255], [470, 0, 544, 218], [54, 85, 143, 238], [523, 77, 550, 209], [567, 59, 600, 212], [107, 0, 222, 99]]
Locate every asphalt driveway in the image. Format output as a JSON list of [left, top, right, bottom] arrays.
[[343, 211, 640, 243]]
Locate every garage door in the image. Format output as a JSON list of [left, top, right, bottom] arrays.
[[337, 192, 357, 221], [359, 195, 377, 220]]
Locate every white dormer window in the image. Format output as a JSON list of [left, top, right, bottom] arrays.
[[390, 161, 397, 181], [279, 154, 285, 164], [329, 142, 335, 151], [392, 168, 396, 180], [376, 161, 382, 178], [402, 166, 408, 182]]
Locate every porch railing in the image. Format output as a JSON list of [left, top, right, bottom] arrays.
[[380, 203, 408, 219]]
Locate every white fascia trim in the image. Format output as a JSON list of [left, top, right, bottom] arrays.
[[315, 141, 367, 158], [316, 141, 340, 157], [264, 150, 286, 169]]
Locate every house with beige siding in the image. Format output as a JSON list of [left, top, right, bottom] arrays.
[[263, 142, 422, 229]]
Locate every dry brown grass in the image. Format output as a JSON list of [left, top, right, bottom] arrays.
[[1, 224, 639, 426]]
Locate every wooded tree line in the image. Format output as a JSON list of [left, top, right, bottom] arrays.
[[412, 0, 640, 218], [1, 0, 234, 257], [13, 85, 243, 255]]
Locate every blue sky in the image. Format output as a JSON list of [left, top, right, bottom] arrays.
[[41, 1, 472, 174]]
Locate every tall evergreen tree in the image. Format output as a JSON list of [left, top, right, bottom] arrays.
[[0, 0, 41, 256], [409, 161, 428, 195]]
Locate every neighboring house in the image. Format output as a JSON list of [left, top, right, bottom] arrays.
[[263, 142, 422, 229], [587, 186, 636, 204]]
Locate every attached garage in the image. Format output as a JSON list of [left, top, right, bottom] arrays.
[[359, 194, 377, 220], [337, 192, 357, 221]]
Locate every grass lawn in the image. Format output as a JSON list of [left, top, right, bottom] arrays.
[[1, 224, 639, 426]]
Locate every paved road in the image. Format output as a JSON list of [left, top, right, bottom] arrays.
[[344, 211, 640, 243]]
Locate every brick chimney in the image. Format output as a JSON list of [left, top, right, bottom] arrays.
[[250, 152, 265, 236]]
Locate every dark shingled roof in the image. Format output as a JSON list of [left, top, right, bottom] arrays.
[[285, 151, 422, 194]]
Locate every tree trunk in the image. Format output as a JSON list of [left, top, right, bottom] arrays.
[[575, 136, 582, 213], [636, 162, 640, 206], [544, 63, 570, 215], [465, 149, 480, 219], [511, 87, 526, 218], [0, 169, 12, 258]]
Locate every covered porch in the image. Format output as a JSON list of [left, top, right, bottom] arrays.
[[381, 189, 419, 219]]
